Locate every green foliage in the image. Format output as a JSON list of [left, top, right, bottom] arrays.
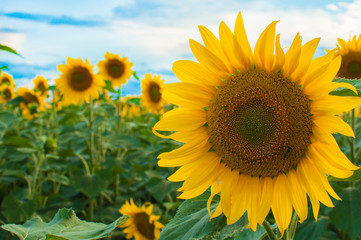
[[159, 190, 267, 240], [0, 44, 21, 56], [329, 187, 361, 239], [1, 208, 129, 240], [103, 80, 117, 93]]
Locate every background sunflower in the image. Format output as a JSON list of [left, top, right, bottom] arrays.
[[32, 76, 49, 97], [56, 57, 104, 105], [333, 35, 361, 79], [140, 73, 166, 114], [119, 198, 164, 240], [98, 52, 133, 88]]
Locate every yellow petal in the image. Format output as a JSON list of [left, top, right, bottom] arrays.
[[234, 12, 254, 68], [283, 33, 301, 76], [199, 25, 233, 72], [272, 34, 285, 72], [291, 38, 320, 84], [189, 39, 229, 74], [254, 21, 278, 71], [153, 108, 206, 132], [163, 82, 213, 108], [313, 114, 354, 137], [172, 60, 224, 87], [271, 174, 292, 236], [219, 21, 245, 72], [287, 170, 308, 222], [311, 95, 361, 116]]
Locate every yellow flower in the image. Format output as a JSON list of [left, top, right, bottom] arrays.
[[0, 85, 15, 103], [0, 72, 15, 87], [141, 74, 166, 114], [333, 35, 361, 79], [153, 12, 361, 235], [17, 87, 46, 120], [98, 52, 133, 88], [119, 198, 164, 240], [56, 57, 104, 105], [33, 76, 49, 97], [122, 95, 141, 117]]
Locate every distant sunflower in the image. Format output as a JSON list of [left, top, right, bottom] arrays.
[[0, 85, 15, 103], [56, 57, 104, 105], [332, 35, 361, 79], [33, 76, 49, 97], [119, 198, 164, 240], [153, 12, 361, 235], [17, 87, 46, 120], [141, 74, 166, 114], [0, 72, 15, 87], [98, 52, 133, 88], [122, 95, 141, 117]]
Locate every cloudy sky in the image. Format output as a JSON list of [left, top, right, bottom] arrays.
[[1, 0, 361, 95]]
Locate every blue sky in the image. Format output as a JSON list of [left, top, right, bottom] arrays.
[[1, 0, 361, 96]]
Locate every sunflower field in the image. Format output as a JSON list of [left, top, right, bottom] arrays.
[[1, 11, 361, 240]]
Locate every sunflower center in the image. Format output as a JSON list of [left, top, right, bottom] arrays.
[[207, 69, 313, 177], [148, 82, 161, 103], [134, 212, 155, 240], [69, 67, 93, 91], [24, 92, 39, 105], [3, 89, 12, 100], [1, 77, 10, 85], [106, 59, 125, 78], [37, 82, 46, 91], [338, 51, 361, 79]]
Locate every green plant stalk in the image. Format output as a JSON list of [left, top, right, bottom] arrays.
[[89, 199, 95, 222], [288, 212, 298, 240], [74, 152, 91, 176], [263, 220, 278, 240], [29, 152, 45, 200], [52, 91, 58, 131], [89, 98, 95, 173], [114, 87, 122, 203]]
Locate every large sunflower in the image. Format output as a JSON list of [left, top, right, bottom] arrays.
[[33, 76, 49, 97], [141, 74, 166, 114], [333, 34, 361, 79], [98, 52, 133, 88], [56, 57, 104, 105], [17, 87, 46, 120], [153, 12, 361, 234], [0, 85, 15, 103], [0, 72, 15, 87], [119, 198, 164, 240]]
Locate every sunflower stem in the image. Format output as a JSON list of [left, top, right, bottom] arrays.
[[263, 220, 278, 240], [115, 87, 122, 204], [89, 98, 95, 174], [288, 212, 298, 240]]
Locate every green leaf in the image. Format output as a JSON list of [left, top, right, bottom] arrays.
[[330, 78, 361, 97], [234, 224, 275, 240], [0, 111, 16, 126], [103, 80, 117, 93], [7, 96, 25, 105], [71, 171, 111, 199], [1, 208, 129, 240], [48, 85, 56, 91], [125, 97, 140, 106], [146, 177, 178, 202], [294, 216, 328, 240], [133, 71, 140, 80], [1, 194, 37, 223], [159, 191, 248, 240], [4, 136, 34, 148], [329, 187, 361, 239], [0, 44, 21, 56]]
